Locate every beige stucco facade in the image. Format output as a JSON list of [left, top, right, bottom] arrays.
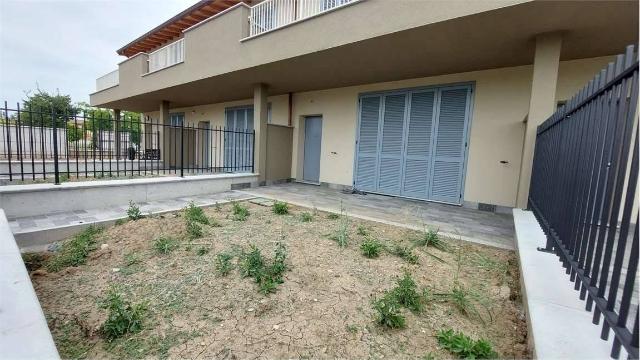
[[140, 55, 612, 207], [89, 0, 636, 210]]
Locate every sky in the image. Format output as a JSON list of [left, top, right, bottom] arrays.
[[0, 0, 199, 106]]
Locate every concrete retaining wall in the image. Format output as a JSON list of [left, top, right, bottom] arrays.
[[0, 209, 59, 358], [0, 173, 258, 218], [513, 208, 613, 359]]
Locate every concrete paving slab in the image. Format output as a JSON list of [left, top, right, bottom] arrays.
[[240, 183, 515, 250]]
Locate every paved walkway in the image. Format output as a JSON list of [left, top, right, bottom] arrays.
[[241, 183, 515, 250], [9, 191, 253, 250], [9, 183, 515, 251]]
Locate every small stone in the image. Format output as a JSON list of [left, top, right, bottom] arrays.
[[328, 269, 333, 273], [313, 298, 318, 302], [112, 268, 120, 272], [273, 324, 280, 330], [100, 243, 109, 250], [247, 308, 255, 312], [200, 342, 206, 346]]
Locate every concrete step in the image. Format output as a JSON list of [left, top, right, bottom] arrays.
[[11, 191, 254, 251]]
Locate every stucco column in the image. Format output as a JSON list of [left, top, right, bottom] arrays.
[[114, 109, 121, 158], [516, 33, 562, 208], [253, 83, 268, 183]]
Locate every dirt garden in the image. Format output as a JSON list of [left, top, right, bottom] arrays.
[[24, 199, 528, 359]]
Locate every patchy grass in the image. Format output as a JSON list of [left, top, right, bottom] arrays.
[[184, 202, 209, 225], [100, 286, 148, 340], [45, 226, 102, 272], [389, 244, 419, 264], [272, 201, 289, 215], [30, 202, 527, 359], [215, 252, 233, 276], [153, 236, 179, 255], [232, 202, 250, 221], [436, 328, 498, 359], [300, 212, 313, 222], [360, 237, 383, 258]]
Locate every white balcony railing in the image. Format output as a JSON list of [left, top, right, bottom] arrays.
[[249, 0, 355, 37], [148, 38, 184, 73], [95, 69, 119, 91]]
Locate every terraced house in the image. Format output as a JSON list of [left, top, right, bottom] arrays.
[[89, 0, 638, 211]]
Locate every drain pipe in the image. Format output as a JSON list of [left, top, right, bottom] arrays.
[[288, 92, 293, 127]]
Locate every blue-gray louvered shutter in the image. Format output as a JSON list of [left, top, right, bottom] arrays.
[[402, 91, 435, 198], [355, 96, 381, 191], [378, 94, 407, 195], [429, 87, 470, 204]]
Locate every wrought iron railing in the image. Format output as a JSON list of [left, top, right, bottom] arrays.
[[0, 102, 254, 184], [528, 44, 638, 359]]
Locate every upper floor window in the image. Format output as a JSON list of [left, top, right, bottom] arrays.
[[170, 113, 184, 127]]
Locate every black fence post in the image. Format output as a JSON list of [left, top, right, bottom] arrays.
[[180, 119, 184, 177], [252, 129, 255, 173], [51, 107, 60, 185]]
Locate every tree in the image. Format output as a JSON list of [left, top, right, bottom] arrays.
[[21, 88, 77, 127]]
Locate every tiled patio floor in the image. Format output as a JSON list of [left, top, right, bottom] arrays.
[[241, 183, 515, 250]]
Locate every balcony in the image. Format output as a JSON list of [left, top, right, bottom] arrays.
[[148, 38, 184, 73], [248, 0, 357, 37], [95, 69, 119, 92]]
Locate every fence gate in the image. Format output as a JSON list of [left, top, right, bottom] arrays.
[[528, 44, 639, 359]]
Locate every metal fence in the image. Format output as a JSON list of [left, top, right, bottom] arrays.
[[528, 45, 638, 359], [1, 103, 255, 184]]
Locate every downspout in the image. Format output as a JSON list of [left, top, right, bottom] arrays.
[[288, 92, 293, 127]]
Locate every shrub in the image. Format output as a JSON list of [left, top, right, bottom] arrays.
[[436, 329, 498, 359], [127, 201, 143, 221], [46, 226, 102, 272], [186, 221, 204, 239], [360, 237, 382, 258], [300, 212, 313, 222], [196, 247, 209, 256], [114, 218, 127, 226], [153, 236, 178, 254], [272, 201, 289, 215], [183, 202, 209, 225], [232, 202, 250, 221], [101, 287, 147, 341], [372, 294, 405, 329], [392, 272, 423, 312], [327, 213, 340, 220], [215, 253, 233, 276]]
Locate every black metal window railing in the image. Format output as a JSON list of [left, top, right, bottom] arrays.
[[0, 103, 255, 184], [528, 44, 638, 359]]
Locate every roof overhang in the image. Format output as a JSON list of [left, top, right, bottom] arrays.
[[97, 0, 638, 112], [116, 0, 251, 57]]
